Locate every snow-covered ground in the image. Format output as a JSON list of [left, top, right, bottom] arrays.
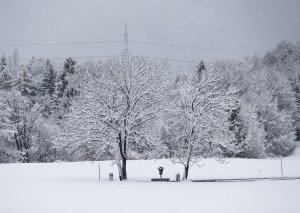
[[1, 142, 300, 213]]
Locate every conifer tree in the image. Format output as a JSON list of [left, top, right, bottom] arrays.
[[64, 57, 77, 75], [228, 100, 266, 158], [57, 57, 77, 98], [0, 53, 7, 72], [196, 60, 206, 81], [41, 59, 56, 96], [57, 70, 67, 98], [0, 67, 13, 90], [15, 65, 37, 97]]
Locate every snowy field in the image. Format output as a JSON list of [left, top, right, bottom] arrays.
[[1, 143, 300, 213]]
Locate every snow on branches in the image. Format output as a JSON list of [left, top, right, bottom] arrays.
[[162, 64, 237, 180], [56, 57, 170, 180]]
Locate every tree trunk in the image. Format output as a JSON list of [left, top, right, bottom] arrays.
[[122, 118, 128, 180], [116, 153, 123, 181], [25, 151, 29, 163], [118, 132, 127, 181], [182, 164, 189, 180], [296, 128, 300, 141], [182, 144, 193, 180], [122, 158, 127, 180]]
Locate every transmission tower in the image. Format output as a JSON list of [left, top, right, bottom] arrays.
[[123, 22, 129, 58]]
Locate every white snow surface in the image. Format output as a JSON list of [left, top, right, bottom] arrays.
[[1, 142, 300, 213]]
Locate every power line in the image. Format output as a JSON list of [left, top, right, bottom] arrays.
[[0, 40, 123, 47], [130, 40, 266, 53], [0, 39, 266, 53], [18, 55, 120, 61], [17, 54, 203, 64]]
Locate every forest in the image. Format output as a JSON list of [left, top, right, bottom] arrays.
[[0, 41, 300, 180]]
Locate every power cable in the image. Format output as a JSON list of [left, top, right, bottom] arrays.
[[0, 40, 265, 53], [0, 40, 123, 47], [130, 40, 265, 53], [18, 55, 202, 64]]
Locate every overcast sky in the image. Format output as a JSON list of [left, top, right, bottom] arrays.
[[0, 0, 300, 64]]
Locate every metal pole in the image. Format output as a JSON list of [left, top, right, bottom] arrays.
[[281, 158, 283, 177], [98, 164, 100, 181]]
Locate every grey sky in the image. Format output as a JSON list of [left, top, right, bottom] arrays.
[[0, 0, 300, 64]]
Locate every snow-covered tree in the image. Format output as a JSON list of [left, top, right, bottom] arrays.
[[196, 60, 206, 81], [10, 91, 40, 162], [0, 90, 40, 162], [0, 91, 16, 162], [229, 100, 266, 158], [0, 66, 14, 90], [246, 67, 296, 156], [57, 57, 169, 180], [8, 49, 19, 77], [0, 53, 7, 72], [1, 41, 298, 164], [41, 59, 56, 96], [263, 41, 300, 140], [15, 65, 38, 97], [31, 121, 58, 162], [163, 66, 236, 180], [57, 57, 78, 98], [0, 54, 14, 90], [26, 56, 47, 83], [217, 55, 297, 157], [57, 73, 67, 98]]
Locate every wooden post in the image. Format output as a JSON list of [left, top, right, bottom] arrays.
[[281, 158, 283, 177], [109, 173, 114, 181], [98, 164, 100, 181], [176, 173, 180, 182]]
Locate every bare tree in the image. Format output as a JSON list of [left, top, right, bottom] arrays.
[[57, 57, 169, 180], [0, 90, 39, 162], [163, 65, 236, 180]]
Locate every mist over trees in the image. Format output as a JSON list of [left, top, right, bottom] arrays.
[[0, 41, 300, 179]]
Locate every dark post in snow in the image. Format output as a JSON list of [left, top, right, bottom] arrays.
[[176, 173, 180, 182], [98, 164, 100, 181], [109, 173, 113, 181], [151, 166, 169, 182], [158, 166, 164, 180]]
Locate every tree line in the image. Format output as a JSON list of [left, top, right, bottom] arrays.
[[0, 41, 299, 180]]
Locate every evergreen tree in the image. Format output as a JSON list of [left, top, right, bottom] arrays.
[[196, 60, 206, 81], [64, 57, 78, 97], [41, 59, 56, 96], [0, 67, 13, 90], [64, 57, 77, 75], [229, 101, 266, 158], [227, 101, 245, 157], [57, 57, 78, 98], [0, 91, 16, 162], [15, 65, 37, 97], [250, 78, 296, 157], [261, 99, 295, 156], [0, 53, 7, 72], [57, 70, 67, 98], [8, 49, 20, 76]]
